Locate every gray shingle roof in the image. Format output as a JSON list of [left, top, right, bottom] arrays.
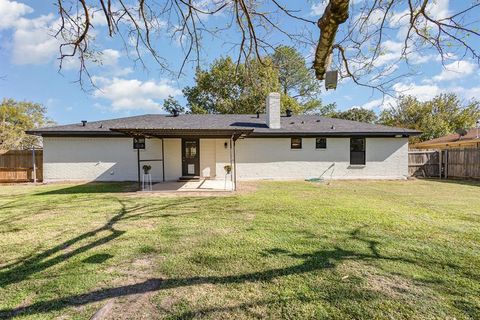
[[27, 114, 420, 137]]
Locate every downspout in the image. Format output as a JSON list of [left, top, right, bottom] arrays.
[[233, 137, 237, 191], [230, 135, 234, 191], [161, 138, 165, 182], [137, 148, 141, 190]]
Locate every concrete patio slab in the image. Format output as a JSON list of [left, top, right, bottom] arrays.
[[141, 179, 234, 193]]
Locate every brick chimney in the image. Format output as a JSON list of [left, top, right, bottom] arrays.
[[266, 92, 281, 129]]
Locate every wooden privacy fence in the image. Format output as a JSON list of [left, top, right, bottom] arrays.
[[445, 148, 480, 179], [0, 149, 43, 183], [409, 148, 480, 179], [408, 150, 440, 177]]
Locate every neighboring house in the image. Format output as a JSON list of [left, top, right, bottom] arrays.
[[27, 93, 420, 183], [415, 128, 480, 150]]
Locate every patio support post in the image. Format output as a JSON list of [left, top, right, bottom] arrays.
[[161, 138, 165, 182], [137, 148, 141, 190], [230, 136, 234, 191], [233, 138, 237, 191]]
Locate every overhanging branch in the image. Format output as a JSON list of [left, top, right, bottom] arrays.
[[313, 0, 350, 80]]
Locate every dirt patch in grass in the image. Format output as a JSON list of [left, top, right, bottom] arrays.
[[338, 261, 436, 301], [131, 257, 155, 269], [156, 283, 230, 318], [102, 279, 162, 320], [364, 271, 420, 299], [235, 181, 258, 194], [93, 255, 165, 319]]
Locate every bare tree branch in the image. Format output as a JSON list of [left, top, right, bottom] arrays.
[[52, 0, 480, 95]]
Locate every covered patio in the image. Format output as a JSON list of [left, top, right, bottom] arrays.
[[110, 127, 252, 191]]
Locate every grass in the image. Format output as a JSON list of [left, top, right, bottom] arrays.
[[0, 179, 479, 319]]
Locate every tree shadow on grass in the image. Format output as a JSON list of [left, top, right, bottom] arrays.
[[0, 197, 207, 283], [0, 246, 362, 319], [453, 299, 480, 318], [36, 182, 138, 195], [82, 253, 114, 264], [0, 225, 432, 319], [0, 198, 129, 286]]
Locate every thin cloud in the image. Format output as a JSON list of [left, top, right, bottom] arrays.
[[0, 0, 61, 65], [311, 1, 327, 16], [433, 60, 476, 82], [0, 0, 33, 29], [93, 77, 182, 111]]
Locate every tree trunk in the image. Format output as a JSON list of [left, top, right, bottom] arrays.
[[313, 0, 350, 80]]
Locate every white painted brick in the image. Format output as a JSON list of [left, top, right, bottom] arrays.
[[42, 136, 409, 182], [266, 92, 281, 129]]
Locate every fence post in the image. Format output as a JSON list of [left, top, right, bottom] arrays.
[[439, 150, 442, 179], [445, 149, 448, 179], [32, 147, 37, 183]]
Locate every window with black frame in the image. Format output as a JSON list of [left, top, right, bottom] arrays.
[[350, 138, 366, 165], [316, 137, 327, 149], [291, 137, 302, 149]]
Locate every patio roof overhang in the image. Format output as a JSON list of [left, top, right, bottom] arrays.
[[109, 128, 253, 140]]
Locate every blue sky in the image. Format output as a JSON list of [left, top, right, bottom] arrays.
[[0, 0, 479, 125]]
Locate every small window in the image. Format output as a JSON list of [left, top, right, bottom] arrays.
[[350, 137, 366, 165], [291, 137, 302, 149], [316, 137, 327, 149]]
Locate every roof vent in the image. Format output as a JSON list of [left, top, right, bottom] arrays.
[[256, 111, 260, 118], [286, 109, 292, 117], [316, 119, 321, 122], [331, 125, 335, 130], [99, 123, 103, 128], [81, 120, 87, 127], [172, 109, 180, 117]]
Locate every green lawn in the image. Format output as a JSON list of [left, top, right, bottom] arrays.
[[0, 180, 479, 319]]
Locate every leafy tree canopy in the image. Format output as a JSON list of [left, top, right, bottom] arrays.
[[308, 101, 338, 117], [184, 56, 282, 114], [306, 102, 376, 123], [379, 93, 480, 143], [0, 99, 54, 150], [163, 95, 185, 115], [271, 45, 320, 102], [332, 108, 378, 124], [184, 47, 331, 115]]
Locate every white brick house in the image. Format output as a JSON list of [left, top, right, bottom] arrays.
[[28, 93, 419, 184]]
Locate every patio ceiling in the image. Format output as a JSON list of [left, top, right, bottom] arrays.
[[109, 128, 253, 140]]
